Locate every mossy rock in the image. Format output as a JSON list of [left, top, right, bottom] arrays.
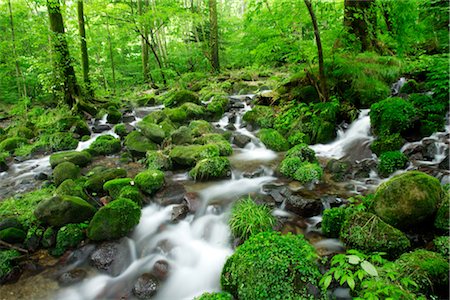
[[370, 133, 405, 156], [146, 150, 171, 171], [106, 107, 122, 124], [292, 162, 323, 184], [0, 228, 26, 244], [399, 79, 420, 94], [134, 170, 164, 195], [57, 116, 91, 136], [169, 144, 220, 167], [53, 161, 80, 186], [103, 178, 132, 198], [373, 171, 444, 230], [258, 129, 289, 152], [340, 211, 410, 258], [135, 95, 155, 107], [49, 132, 79, 152], [221, 231, 321, 299], [41, 227, 56, 248], [34, 195, 96, 227], [314, 121, 336, 144], [189, 157, 231, 181], [206, 96, 229, 120], [49, 151, 92, 168], [395, 249, 449, 295], [87, 198, 141, 241], [52, 223, 86, 256], [180, 102, 205, 120], [84, 168, 127, 193], [125, 131, 157, 157], [159, 119, 177, 137], [114, 124, 129, 138], [12, 126, 34, 139], [0, 137, 28, 153], [136, 121, 165, 144], [195, 134, 233, 156], [242, 105, 274, 129], [142, 110, 167, 124], [118, 186, 143, 206], [326, 159, 352, 182], [286, 143, 317, 162], [170, 126, 193, 145], [188, 120, 213, 137], [88, 134, 121, 156], [377, 151, 409, 178], [369, 97, 417, 135], [433, 236, 450, 258], [165, 90, 200, 107], [55, 179, 88, 200], [434, 192, 449, 232]]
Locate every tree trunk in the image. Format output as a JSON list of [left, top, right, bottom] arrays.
[[344, 0, 377, 51], [105, 13, 116, 94], [8, 0, 26, 98], [77, 0, 92, 95], [138, 0, 150, 83], [47, 0, 81, 107], [304, 0, 328, 102], [208, 0, 219, 72]]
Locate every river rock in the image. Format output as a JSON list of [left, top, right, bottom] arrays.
[[439, 154, 449, 170], [233, 134, 251, 148], [285, 196, 322, 218], [92, 124, 111, 133], [352, 159, 377, 180], [49, 151, 92, 168], [132, 273, 159, 299], [0, 217, 23, 231], [422, 139, 437, 161], [171, 204, 189, 222], [242, 167, 265, 178], [58, 268, 87, 286], [326, 159, 352, 182], [184, 192, 201, 213], [153, 182, 186, 206], [225, 123, 236, 131], [90, 242, 129, 276], [122, 114, 136, 123], [152, 260, 169, 280]]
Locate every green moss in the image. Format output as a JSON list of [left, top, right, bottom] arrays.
[[221, 231, 321, 299], [242, 105, 275, 129], [52, 223, 86, 256], [34, 195, 96, 227], [57, 116, 91, 136], [279, 157, 302, 178], [395, 249, 449, 295], [106, 107, 122, 124], [400, 79, 420, 94], [408, 93, 447, 137], [180, 102, 205, 120], [55, 179, 88, 200], [170, 126, 193, 145], [146, 150, 171, 170], [49, 150, 92, 168], [292, 162, 323, 183], [286, 143, 317, 162], [103, 178, 132, 198], [114, 124, 128, 138], [118, 186, 143, 206], [373, 171, 444, 230], [229, 196, 275, 241], [41, 227, 56, 248], [0, 228, 26, 243], [0, 250, 20, 279], [169, 144, 220, 167], [194, 292, 232, 300], [206, 96, 229, 120], [159, 119, 176, 137], [434, 192, 449, 232], [53, 161, 80, 186], [88, 134, 121, 156], [188, 120, 213, 137], [340, 212, 410, 258], [136, 121, 165, 144], [0, 137, 28, 153], [49, 132, 79, 152], [134, 169, 164, 195], [321, 206, 346, 238], [370, 133, 405, 156], [369, 97, 417, 135], [87, 198, 141, 241], [11, 126, 34, 139], [142, 110, 167, 124], [125, 131, 157, 157], [378, 151, 409, 177], [189, 157, 231, 181], [195, 134, 233, 156], [433, 236, 450, 258], [258, 129, 289, 151], [164, 90, 200, 107], [84, 167, 127, 193]]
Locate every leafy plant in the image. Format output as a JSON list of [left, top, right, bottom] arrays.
[[378, 151, 408, 177], [370, 97, 417, 135]]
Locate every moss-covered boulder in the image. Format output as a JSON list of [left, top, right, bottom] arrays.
[[169, 144, 220, 167], [188, 120, 213, 137], [53, 161, 80, 186], [118, 186, 143, 206], [134, 170, 164, 195], [57, 116, 91, 136], [159, 119, 176, 137], [195, 134, 233, 156], [377, 151, 409, 178], [369, 97, 417, 135], [180, 102, 205, 120], [103, 178, 132, 198], [258, 129, 289, 152], [434, 193, 449, 232], [165, 90, 200, 107], [373, 171, 444, 229], [221, 231, 321, 299], [142, 110, 167, 124], [12, 126, 34, 139], [49, 151, 92, 168], [87, 198, 141, 241], [52, 223, 86, 256], [321, 206, 346, 238], [242, 105, 275, 129], [146, 150, 171, 170], [433, 236, 450, 258], [189, 157, 231, 181], [170, 126, 193, 145], [0, 227, 26, 243], [84, 167, 127, 193], [340, 211, 410, 258], [49, 132, 79, 152], [34, 195, 96, 227], [88, 135, 121, 156], [0, 137, 28, 153], [286, 143, 317, 162], [125, 131, 157, 157], [136, 121, 165, 144], [114, 124, 130, 138], [106, 107, 122, 124], [395, 249, 449, 296], [206, 95, 229, 120], [370, 133, 404, 156], [55, 179, 88, 200]]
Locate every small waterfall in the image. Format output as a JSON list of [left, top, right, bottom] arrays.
[[391, 77, 406, 96]]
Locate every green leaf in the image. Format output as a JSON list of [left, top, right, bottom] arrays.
[[322, 275, 332, 289], [347, 276, 356, 290], [361, 261, 378, 276], [347, 255, 361, 265]]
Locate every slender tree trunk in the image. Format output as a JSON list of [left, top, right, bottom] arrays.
[[209, 0, 219, 72], [304, 0, 328, 102], [344, 0, 377, 51], [105, 13, 116, 94], [138, 29, 167, 85], [77, 0, 92, 96], [8, 0, 27, 98], [138, 0, 150, 83], [47, 0, 81, 107]]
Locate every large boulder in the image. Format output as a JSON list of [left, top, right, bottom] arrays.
[[49, 151, 92, 168], [285, 196, 322, 218], [169, 144, 220, 167], [0, 137, 28, 153], [34, 196, 96, 227], [136, 121, 165, 144], [189, 157, 231, 181], [125, 131, 157, 157], [188, 120, 213, 137], [87, 198, 141, 241], [134, 170, 164, 195], [170, 126, 193, 145], [55, 179, 89, 200], [146, 150, 171, 171], [88, 135, 121, 156], [373, 171, 444, 229], [164, 90, 200, 107], [84, 167, 127, 193], [53, 161, 80, 186]]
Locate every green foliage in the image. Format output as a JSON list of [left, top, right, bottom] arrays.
[[164, 90, 200, 107], [292, 162, 323, 184], [134, 169, 164, 195], [189, 157, 231, 181], [146, 150, 172, 170], [370, 133, 404, 156], [88, 134, 121, 156], [52, 223, 87, 256], [408, 93, 447, 136], [228, 196, 275, 241], [279, 157, 302, 178], [286, 143, 317, 162], [321, 206, 346, 238], [0, 137, 28, 153], [103, 178, 132, 198], [433, 236, 450, 258], [370, 97, 417, 135], [169, 144, 220, 167], [194, 292, 232, 300], [258, 129, 289, 152], [48, 132, 79, 152], [0, 250, 20, 279], [242, 105, 274, 129], [378, 151, 408, 177], [434, 192, 449, 232]]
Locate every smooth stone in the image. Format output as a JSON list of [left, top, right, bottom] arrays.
[[92, 124, 111, 133], [132, 273, 159, 299], [233, 134, 251, 148], [57, 268, 87, 286]]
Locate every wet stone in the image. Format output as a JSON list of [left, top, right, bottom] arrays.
[[171, 204, 189, 222], [233, 134, 251, 148], [225, 123, 236, 131], [153, 182, 186, 206], [92, 124, 111, 133], [122, 115, 136, 123], [184, 192, 201, 213], [152, 260, 169, 281], [285, 196, 323, 218], [422, 139, 437, 161], [57, 268, 87, 286], [132, 273, 159, 299], [89, 242, 129, 276], [34, 173, 48, 181]]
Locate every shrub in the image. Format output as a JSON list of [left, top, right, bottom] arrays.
[[189, 157, 231, 181], [377, 151, 408, 177], [408, 93, 447, 136], [369, 97, 417, 135], [370, 133, 405, 156], [286, 143, 317, 162], [221, 231, 321, 299], [228, 197, 275, 241], [258, 129, 290, 151], [292, 162, 323, 183], [0, 250, 20, 279], [433, 236, 450, 258], [279, 157, 302, 178], [49, 132, 78, 152], [321, 206, 346, 238]]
